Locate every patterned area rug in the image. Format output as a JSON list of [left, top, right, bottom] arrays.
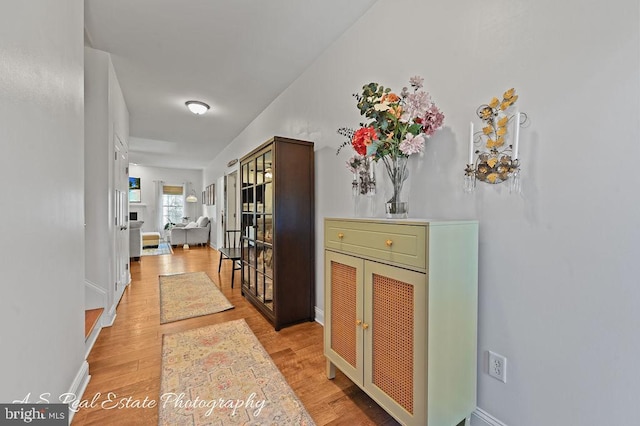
[[142, 242, 173, 256], [160, 319, 315, 425], [159, 272, 234, 323]]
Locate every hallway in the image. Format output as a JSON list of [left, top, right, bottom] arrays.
[[72, 245, 398, 425]]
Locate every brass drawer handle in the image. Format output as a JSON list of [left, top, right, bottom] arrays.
[[338, 233, 344, 239], [362, 323, 369, 330], [385, 239, 393, 247], [356, 319, 362, 326]]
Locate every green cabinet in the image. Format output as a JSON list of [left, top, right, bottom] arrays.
[[324, 218, 479, 425]]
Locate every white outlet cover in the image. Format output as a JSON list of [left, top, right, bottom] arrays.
[[489, 350, 507, 383]]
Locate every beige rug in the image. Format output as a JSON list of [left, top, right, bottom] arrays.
[[159, 272, 234, 324], [159, 319, 315, 425]]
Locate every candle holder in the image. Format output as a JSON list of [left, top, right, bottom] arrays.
[[464, 88, 527, 193]]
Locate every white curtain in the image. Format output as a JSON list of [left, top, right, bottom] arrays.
[[155, 180, 164, 234]]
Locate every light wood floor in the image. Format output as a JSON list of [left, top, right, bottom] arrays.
[[72, 245, 399, 425]]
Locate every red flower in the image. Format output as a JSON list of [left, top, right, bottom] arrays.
[[352, 127, 378, 156]]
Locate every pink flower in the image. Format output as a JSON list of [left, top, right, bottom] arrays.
[[399, 133, 425, 156], [409, 76, 424, 89], [421, 105, 445, 137], [400, 91, 431, 123]]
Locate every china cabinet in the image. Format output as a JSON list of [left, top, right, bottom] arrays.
[[240, 137, 315, 330], [324, 218, 478, 425]]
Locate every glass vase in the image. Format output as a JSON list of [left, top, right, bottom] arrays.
[[382, 155, 409, 219]]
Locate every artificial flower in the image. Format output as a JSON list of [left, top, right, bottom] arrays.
[[400, 90, 431, 123], [399, 133, 425, 156], [409, 75, 424, 89], [338, 76, 444, 162], [351, 127, 378, 156]]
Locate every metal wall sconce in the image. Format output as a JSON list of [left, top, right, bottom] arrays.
[[464, 88, 527, 193]]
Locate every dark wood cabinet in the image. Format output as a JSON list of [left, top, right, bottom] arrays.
[[239, 136, 315, 330]]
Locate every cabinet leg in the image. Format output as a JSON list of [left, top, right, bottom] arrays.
[[326, 359, 336, 379]]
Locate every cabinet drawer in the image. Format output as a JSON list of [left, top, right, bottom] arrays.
[[325, 219, 426, 270]]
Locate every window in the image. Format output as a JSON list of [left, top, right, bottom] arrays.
[[162, 185, 184, 226]]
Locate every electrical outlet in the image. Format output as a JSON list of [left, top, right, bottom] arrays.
[[488, 351, 507, 383]]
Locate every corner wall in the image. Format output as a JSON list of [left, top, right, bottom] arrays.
[[0, 0, 86, 402], [203, 0, 640, 424]]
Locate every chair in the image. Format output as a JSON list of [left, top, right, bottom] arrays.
[[218, 230, 242, 288]]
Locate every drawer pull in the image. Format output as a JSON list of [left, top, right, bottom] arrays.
[[338, 233, 344, 239], [362, 323, 369, 330], [356, 319, 362, 326], [385, 239, 393, 247]]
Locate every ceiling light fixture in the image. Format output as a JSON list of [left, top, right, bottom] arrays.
[[185, 100, 210, 115]]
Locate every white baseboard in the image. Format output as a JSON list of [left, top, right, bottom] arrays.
[[314, 306, 324, 326], [67, 361, 90, 423], [85, 320, 102, 359], [472, 408, 508, 426], [101, 305, 117, 327]]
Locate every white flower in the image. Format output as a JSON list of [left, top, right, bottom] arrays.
[[409, 76, 424, 89], [400, 91, 431, 123]]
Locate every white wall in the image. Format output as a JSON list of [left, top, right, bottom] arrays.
[[129, 165, 204, 233], [204, 0, 640, 424], [84, 46, 131, 321], [0, 0, 86, 401]]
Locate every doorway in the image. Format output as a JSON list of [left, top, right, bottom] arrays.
[[224, 170, 238, 235]]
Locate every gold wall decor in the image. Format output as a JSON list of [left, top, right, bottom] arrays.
[[464, 88, 528, 193]]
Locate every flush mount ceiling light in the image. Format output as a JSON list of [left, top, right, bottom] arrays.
[[185, 100, 210, 115]]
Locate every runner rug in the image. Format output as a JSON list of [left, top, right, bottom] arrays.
[[159, 319, 315, 425], [159, 272, 234, 324]]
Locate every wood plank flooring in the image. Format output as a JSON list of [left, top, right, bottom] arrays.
[[84, 308, 104, 339], [71, 245, 399, 425]]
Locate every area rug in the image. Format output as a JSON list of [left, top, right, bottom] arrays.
[[159, 319, 315, 425], [142, 242, 173, 256], [159, 272, 234, 323]]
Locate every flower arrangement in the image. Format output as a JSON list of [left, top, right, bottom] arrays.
[[337, 76, 445, 217], [338, 76, 444, 161]]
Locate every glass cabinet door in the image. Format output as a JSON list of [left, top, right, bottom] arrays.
[[240, 147, 275, 314]]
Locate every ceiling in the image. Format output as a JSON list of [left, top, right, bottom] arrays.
[[84, 0, 378, 170]]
